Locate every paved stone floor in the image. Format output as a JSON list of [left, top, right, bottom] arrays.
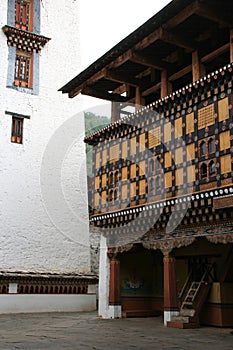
[[0, 311, 232, 350]]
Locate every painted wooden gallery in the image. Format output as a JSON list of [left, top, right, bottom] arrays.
[[61, 0, 233, 328]]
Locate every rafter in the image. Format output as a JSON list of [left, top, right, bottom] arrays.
[[161, 30, 196, 51], [196, 4, 233, 27], [81, 87, 128, 102], [130, 52, 168, 70], [104, 69, 140, 87]]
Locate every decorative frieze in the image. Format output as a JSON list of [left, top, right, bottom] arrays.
[[2, 25, 50, 53]]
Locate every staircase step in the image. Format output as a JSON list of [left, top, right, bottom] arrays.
[[167, 321, 199, 329], [170, 316, 190, 323], [180, 309, 195, 317]]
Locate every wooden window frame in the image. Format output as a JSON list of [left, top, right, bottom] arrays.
[[14, 50, 33, 89], [15, 0, 33, 31], [11, 116, 24, 144]]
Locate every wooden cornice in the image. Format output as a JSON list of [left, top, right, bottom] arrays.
[[2, 25, 50, 53]]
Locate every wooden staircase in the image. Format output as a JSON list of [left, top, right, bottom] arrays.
[[167, 263, 213, 329]]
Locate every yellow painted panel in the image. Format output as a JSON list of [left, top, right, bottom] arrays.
[[164, 122, 171, 143], [198, 104, 214, 129], [95, 152, 100, 168], [186, 112, 194, 134], [130, 182, 136, 197], [102, 174, 107, 187], [175, 168, 183, 186], [122, 184, 128, 200], [109, 144, 119, 163], [148, 127, 160, 148], [130, 163, 136, 178], [95, 176, 100, 189], [102, 149, 107, 165], [187, 165, 195, 183], [94, 193, 99, 207], [121, 166, 128, 180], [139, 179, 146, 195], [164, 152, 172, 168], [220, 154, 231, 173], [139, 160, 145, 176], [165, 171, 172, 188], [139, 133, 145, 152], [219, 131, 230, 151], [218, 97, 229, 122], [122, 140, 128, 159], [174, 117, 182, 138], [130, 137, 136, 156], [187, 143, 195, 161], [175, 147, 183, 164]]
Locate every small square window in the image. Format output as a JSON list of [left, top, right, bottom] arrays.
[[11, 117, 23, 144]]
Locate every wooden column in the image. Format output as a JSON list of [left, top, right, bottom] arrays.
[[111, 101, 119, 123], [230, 29, 233, 63], [135, 86, 141, 111], [192, 50, 206, 82], [109, 257, 121, 305], [161, 70, 172, 98], [163, 252, 178, 312]]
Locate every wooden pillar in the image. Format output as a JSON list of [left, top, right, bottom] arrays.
[[111, 101, 119, 123], [135, 86, 141, 111], [163, 252, 178, 313], [109, 257, 121, 305], [192, 50, 206, 82], [230, 29, 233, 63], [161, 70, 172, 98]]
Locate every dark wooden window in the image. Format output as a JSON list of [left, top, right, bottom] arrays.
[[15, 0, 33, 31], [200, 163, 207, 179], [11, 117, 23, 144], [14, 51, 33, 88], [209, 160, 216, 176], [200, 141, 206, 156], [208, 138, 215, 154]]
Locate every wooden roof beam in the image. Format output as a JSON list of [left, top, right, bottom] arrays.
[[104, 69, 140, 87], [130, 52, 168, 70], [142, 82, 161, 97], [196, 4, 233, 27], [161, 30, 196, 51], [81, 87, 128, 102], [164, 0, 199, 29]]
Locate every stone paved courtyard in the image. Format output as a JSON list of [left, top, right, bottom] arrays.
[[0, 311, 232, 350]]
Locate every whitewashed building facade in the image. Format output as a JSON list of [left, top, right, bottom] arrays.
[[0, 0, 97, 313]]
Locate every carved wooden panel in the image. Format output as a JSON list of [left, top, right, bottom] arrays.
[[95, 152, 100, 168], [148, 127, 160, 148], [95, 176, 100, 189], [198, 104, 214, 129], [102, 149, 107, 165], [110, 144, 119, 163]]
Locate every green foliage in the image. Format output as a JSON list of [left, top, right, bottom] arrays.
[[84, 111, 110, 176]]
